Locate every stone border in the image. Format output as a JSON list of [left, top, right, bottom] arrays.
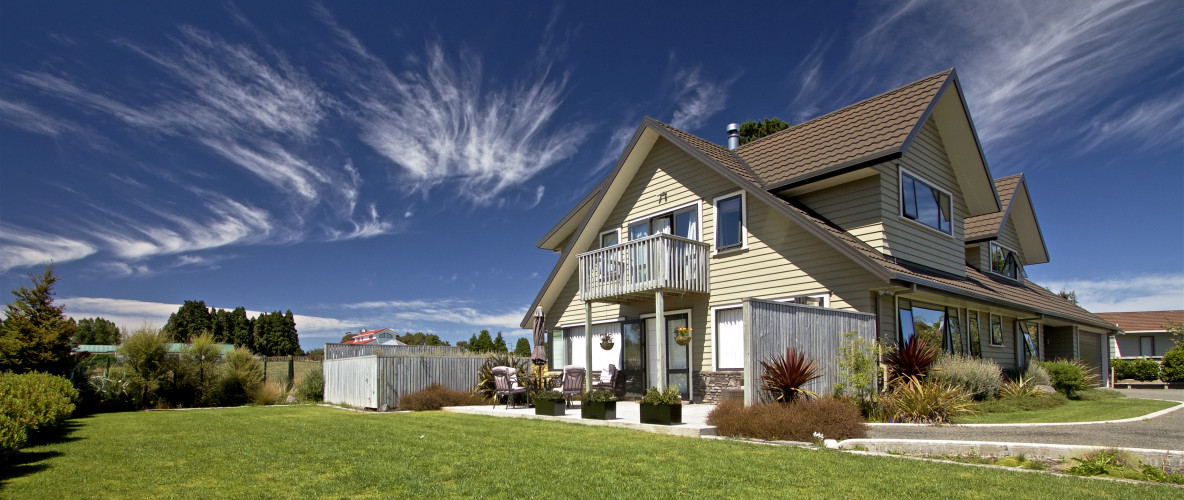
[[838, 438, 1184, 469], [867, 399, 1184, 428]]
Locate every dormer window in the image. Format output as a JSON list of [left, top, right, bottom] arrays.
[[900, 169, 952, 234], [989, 242, 1022, 280]]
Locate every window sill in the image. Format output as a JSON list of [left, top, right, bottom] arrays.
[[713, 246, 747, 256], [898, 214, 955, 238]]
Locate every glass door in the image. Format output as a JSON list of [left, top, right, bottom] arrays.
[[644, 314, 689, 398], [620, 320, 646, 397]]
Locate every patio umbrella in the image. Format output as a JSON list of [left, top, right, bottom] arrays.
[[530, 305, 547, 366]]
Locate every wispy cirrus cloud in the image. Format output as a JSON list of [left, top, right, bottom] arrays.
[[1040, 274, 1184, 313], [90, 196, 281, 261], [0, 223, 97, 272], [343, 298, 526, 331], [317, 7, 588, 205], [667, 63, 733, 131]]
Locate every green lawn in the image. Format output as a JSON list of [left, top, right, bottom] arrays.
[[3, 406, 1180, 498], [955, 398, 1179, 424]]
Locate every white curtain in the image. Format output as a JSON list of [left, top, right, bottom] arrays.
[[567, 326, 585, 369], [591, 323, 623, 370], [716, 308, 744, 369]]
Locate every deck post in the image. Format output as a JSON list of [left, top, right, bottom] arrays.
[[584, 300, 593, 393], [655, 291, 666, 389]]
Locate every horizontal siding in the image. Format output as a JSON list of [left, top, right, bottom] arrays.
[[878, 118, 967, 275], [795, 175, 885, 250], [997, 217, 1027, 265]]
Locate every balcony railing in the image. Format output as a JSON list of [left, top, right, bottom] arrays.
[[578, 233, 709, 301]]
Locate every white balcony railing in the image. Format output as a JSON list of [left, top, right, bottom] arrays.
[[577, 233, 709, 301]]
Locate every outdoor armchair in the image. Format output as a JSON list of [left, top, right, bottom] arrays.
[[593, 364, 617, 392], [551, 365, 585, 407], [492, 366, 527, 409]]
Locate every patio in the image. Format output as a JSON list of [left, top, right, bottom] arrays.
[[443, 401, 718, 438]]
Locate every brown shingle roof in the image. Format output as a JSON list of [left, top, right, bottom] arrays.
[[648, 119, 762, 186], [733, 70, 952, 188], [964, 174, 1021, 241], [1095, 311, 1184, 332]]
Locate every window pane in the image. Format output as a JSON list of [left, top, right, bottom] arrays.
[[991, 243, 1007, 274], [716, 308, 744, 369], [551, 329, 567, 370], [1140, 336, 1154, 356], [601, 231, 618, 248], [911, 304, 945, 349], [990, 315, 1003, 345], [938, 192, 951, 233], [968, 311, 982, 358], [674, 209, 698, 239], [901, 175, 917, 218], [946, 307, 962, 355], [667, 317, 687, 370], [898, 299, 915, 344], [916, 184, 940, 230], [717, 195, 742, 249], [652, 215, 672, 235], [629, 222, 648, 240]]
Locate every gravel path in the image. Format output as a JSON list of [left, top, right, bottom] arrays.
[[866, 389, 1184, 451]]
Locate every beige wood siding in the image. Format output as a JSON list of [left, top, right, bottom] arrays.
[[965, 244, 982, 271], [877, 118, 967, 276], [795, 174, 884, 250], [997, 217, 1027, 265]]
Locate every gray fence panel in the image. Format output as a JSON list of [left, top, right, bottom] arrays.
[[325, 343, 471, 360], [324, 353, 486, 409], [323, 356, 378, 408], [743, 299, 876, 405]]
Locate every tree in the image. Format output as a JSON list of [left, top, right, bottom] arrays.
[[455, 340, 469, 350], [738, 117, 790, 145], [0, 265, 76, 375], [251, 311, 299, 356], [1057, 290, 1078, 305], [73, 317, 121, 345], [493, 332, 508, 353], [228, 307, 253, 350], [471, 330, 495, 353], [512, 337, 531, 357], [118, 326, 173, 407], [162, 300, 213, 342], [340, 333, 357, 343], [396, 332, 449, 346]]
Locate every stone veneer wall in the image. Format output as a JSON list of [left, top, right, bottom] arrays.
[[695, 371, 744, 404]]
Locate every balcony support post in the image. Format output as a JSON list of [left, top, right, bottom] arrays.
[[655, 291, 666, 389], [584, 300, 593, 393]]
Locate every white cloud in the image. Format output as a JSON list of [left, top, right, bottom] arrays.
[[0, 223, 97, 272], [1039, 274, 1184, 313], [342, 298, 526, 331], [90, 196, 278, 260], [1081, 92, 1184, 152], [318, 8, 587, 205], [668, 65, 731, 131]]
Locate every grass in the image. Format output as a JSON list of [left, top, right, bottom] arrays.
[[3, 406, 1181, 498], [955, 397, 1178, 424]]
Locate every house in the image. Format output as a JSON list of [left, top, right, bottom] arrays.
[[520, 69, 1118, 403], [1097, 310, 1183, 360], [342, 328, 404, 345]]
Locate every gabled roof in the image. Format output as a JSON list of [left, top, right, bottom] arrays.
[[1096, 311, 1184, 333], [965, 174, 1050, 264]]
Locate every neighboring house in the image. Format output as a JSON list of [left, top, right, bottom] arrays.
[[342, 328, 404, 345], [520, 69, 1118, 402], [1097, 310, 1183, 359]]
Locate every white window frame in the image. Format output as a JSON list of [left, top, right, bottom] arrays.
[[710, 304, 744, 371], [626, 201, 703, 242], [712, 190, 747, 254], [898, 166, 954, 237], [599, 228, 620, 249]]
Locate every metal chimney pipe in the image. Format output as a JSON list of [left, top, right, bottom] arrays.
[[726, 123, 740, 150]]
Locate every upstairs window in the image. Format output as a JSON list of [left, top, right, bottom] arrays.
[[600, 229, 619, 248], [713, 191, 746, 252], [900, 169, 952, 234], [629, 206, 698, 241], [990, 242, 1022, 280]]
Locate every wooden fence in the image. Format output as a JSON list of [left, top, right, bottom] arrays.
[[743, 298, 877, 405], [324, 343, 468, 360], [323, 344, 485, 409]]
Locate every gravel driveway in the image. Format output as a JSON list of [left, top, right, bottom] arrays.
[[866, 389, 1184, 451]]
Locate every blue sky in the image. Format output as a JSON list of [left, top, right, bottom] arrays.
[[1, 1, 1181, 350]]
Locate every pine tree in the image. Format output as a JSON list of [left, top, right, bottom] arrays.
[[466, 333, 480, 352], [0, 265, 76, 374], [513, 337, 531, 357], [738, 117, 791, 145], [493, 332, 508, 353], [73, 317, 120, 345], [162, 300, 213, 342], [229, 307, 252, 350]]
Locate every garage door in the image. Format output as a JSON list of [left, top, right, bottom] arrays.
[[1078, 331, 1102, 381]]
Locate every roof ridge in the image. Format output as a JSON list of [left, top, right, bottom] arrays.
[[734, 69, 953, 153]]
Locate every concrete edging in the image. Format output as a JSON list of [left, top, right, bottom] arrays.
[[838, 438, 1184, 468], [867, 400, 1184, 428]]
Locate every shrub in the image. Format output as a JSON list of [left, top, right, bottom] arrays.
[[759, 347, 822, 403], [930, 355, 1002, 400], [1110, 359, 1134, 380], [532, 389, 564, 402], [250, 381, 285, 405], [118, 326, 173, 408], [0, 372, 79, 458], [1040, 359, 1090, 398], [884, 335, 939, 381], [706, 398, 867, 442], [876, 376, 973, 424], [832, 331, 881, 404], [293, 368, 324, 402], [582, 389, 617, 404], [85, 366, 138, 412], [473, 353, 529, 401], [399, 384, 485, 411], [998, 377, 1043, 399], [640, 385, 681, 405], [1130, 359, 1161, 381], [1023, 363, 1051, 387], [1163, 345, 1184, 383], [212, 348, 263, 406]]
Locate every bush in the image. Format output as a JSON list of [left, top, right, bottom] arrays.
[[832, 331, 881, 405], [930, 355, 1002, 400], [1163, 346, 1184, 383], [118, 326, 173, 408], [1040, 359, 1089, 398], [399, 384, 485, 411], [759, 347, 821, 403], [875, 376, 973, 424], [884, 335, 939, 381], [582, 389, 617, 403], [998, 377, 1044, 399], [212, 348, 263, 406], [0, 372, 79, 458], [706, 398, 867, 442], [1129, 359, 1161, 381], [294, 368, 324, 402], [84, 366, 138, 412], [1024, 363, 1052, 387], [640, 385, 681, 405], [474, 353, 529, 401], [250, 381, 285, 405], [1110, 359, 1134, 380]]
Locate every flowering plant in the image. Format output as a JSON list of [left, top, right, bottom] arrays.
[[599, 331, 614, 343], [675, 326, 691, 337]]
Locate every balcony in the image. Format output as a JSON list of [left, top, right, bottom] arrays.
[[578, 233, 709, 302]]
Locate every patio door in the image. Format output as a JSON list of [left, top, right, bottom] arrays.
[[620, 320, 645, 397], [644, 314, 689, 397]]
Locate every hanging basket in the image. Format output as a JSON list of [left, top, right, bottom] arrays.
[[674, 335, 691, 346], [600, 342, 615, 350]]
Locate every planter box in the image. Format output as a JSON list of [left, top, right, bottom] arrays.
[[581, 401, 617, 420], [534, 399, 566, 416], [639, 402, 682, 425]]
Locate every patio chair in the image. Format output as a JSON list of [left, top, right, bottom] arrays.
[[551, 365, 585, 408], [492, 366, 527, 409], [593, 364, 618, 392]]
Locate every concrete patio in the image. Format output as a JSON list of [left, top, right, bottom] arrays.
[[443, 401, 718, 438]]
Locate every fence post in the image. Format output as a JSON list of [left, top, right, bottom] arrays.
[[288, 355, 295, 391], [263, 357, 268, 383]]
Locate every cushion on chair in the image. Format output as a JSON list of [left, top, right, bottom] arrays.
[[599, 369, 612, 384]]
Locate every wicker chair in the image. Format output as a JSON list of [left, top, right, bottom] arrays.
[[492, 366, 527, 409], [551, 365, 585, 407]]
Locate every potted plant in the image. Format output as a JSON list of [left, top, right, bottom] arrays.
[[639, 384, 682, 425], [674, 326, 691, 346], [533, 389, 566, 416], [581, 389, 617, 420], [599, 331, 615, 350]]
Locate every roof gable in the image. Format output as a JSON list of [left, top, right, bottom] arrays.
[[965, 174, 1049, 264]]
